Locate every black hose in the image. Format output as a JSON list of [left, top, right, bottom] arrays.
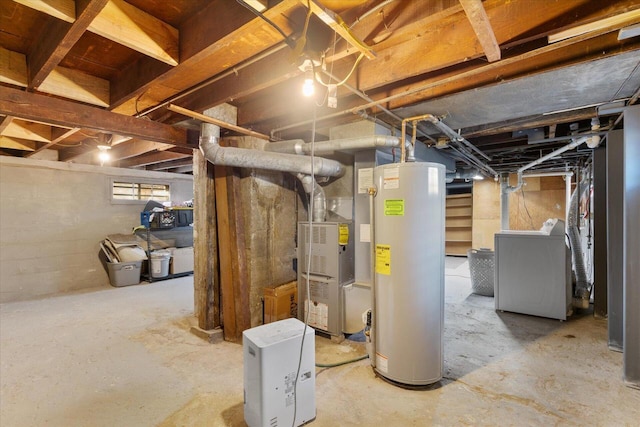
[[315, 354, 369, 368]]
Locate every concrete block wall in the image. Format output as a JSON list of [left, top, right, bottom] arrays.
[[0, 157, 193, 302]]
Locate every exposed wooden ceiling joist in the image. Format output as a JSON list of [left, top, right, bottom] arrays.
[[1, 119, 52, 142], [236, 26, 640, 131], [0, 47, 28, 87], [24, 127, 80, 158], [117, 150, 190, 168], [16, 0, 179, 65], [109, 0, 300, 115], [109, 139, 175, 161], [27, 0, 109, 89], [144, 157, 193, 171], [0, 86, 187, 145], [459, 0, 500, 62], [0, 135, 38, 151]]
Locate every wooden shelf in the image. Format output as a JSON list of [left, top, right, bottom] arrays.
[[446, 193, 472, 256]]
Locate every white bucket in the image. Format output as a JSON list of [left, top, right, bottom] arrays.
[[150, 250, 171, 278]]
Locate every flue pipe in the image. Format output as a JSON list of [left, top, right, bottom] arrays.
[[200, 132, 344, 178], [297, 174, 327, 222], [265, 135, 402, 155]]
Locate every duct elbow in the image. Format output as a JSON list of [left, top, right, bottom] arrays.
[[586, 135, 601, 148]]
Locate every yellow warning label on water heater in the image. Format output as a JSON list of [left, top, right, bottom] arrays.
[[338, 224, 349, 245], [384, 199, 405, 216], [376, 244, 391, 275]]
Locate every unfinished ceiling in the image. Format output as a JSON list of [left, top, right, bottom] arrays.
[[1, 0, 639, 174]]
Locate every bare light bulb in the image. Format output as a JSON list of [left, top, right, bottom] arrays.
[[302, 69, 315, 97], [97, 145, 111, 165]]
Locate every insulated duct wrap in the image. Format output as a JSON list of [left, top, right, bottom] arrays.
[[200, 136, 345, 178], [265, 135, 402, 155], [568, 176, 590, 307]]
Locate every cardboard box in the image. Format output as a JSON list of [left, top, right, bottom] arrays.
[[263, 281, 297, 324], [170, 246, 194, 274]]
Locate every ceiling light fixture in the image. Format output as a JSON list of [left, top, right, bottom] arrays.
[[97, 145, 111, 165], [301, 62, 315, 97], [473, 174, 485, 181]]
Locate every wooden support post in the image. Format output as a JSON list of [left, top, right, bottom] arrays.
[[213, 141, 251, 342], [226, 140, 251, 338], [214, 163, 237, 341], [193, 148, 221, 332]]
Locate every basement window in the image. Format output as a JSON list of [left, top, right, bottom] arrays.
[[111, 181, 171, 203]]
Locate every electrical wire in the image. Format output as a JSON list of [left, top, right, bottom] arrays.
[[235, 0, 296, 49], [292, 104, 317, 427], [520, 186, 535, 229], [314, 53, 365, 88], [315, 354, 369, 368]]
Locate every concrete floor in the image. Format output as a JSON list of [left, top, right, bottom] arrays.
[[1, 258, 639, 426]]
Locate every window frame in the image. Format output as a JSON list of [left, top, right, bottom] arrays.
[[109, 178, 172, 205]]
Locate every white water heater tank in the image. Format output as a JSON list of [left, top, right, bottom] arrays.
[[373, 162, 445, 385]]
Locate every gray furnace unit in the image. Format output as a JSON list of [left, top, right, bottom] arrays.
[[297, 222, 354, 337]]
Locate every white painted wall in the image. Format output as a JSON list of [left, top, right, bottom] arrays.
[[0, 157, 193, 302]]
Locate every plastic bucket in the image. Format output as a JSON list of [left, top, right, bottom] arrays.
[[150, 250, 171, 278]]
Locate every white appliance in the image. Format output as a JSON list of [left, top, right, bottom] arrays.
[[243, 318, 316, 427], [494, 219, 572, 320], [373, 162, 445, 386]]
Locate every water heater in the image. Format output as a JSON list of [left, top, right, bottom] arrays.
[[373, 162, 445, 385]]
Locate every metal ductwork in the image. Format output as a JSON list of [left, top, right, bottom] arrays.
[[297, 174, 327, 222], [568, 174, 590, 308], [199, 135, 345, 178], [265, 135, 405, 156]]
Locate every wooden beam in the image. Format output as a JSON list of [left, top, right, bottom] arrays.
[[13, 0, 75, 22], [156, 47, 299, 122], [384, 30, 640, 110], [193, 149, 220, 330], [145, 157, 193, 171], [549, 8, 640, 43], [17, 0, 179, 66], [239, 29, 640, 128], [168, 104, 270, 140], [459, 0, 501, 62], [25, 127, 80, 157], [109, 139, 174, 161], [0, 136, 37, 151], [325, 1, 462, 63], [28, 0, 109, 89], [0, 47, 28, 87], [0, 86, 188, 145], [89, 0, 179, 66], [302, 0, 376, 59], [328, 0, 626, 94], [1, 119, 52, 142], [109, 0, 300, 115], [226, 161, 251, 340], [0, 115, 14, 134], [38, 66, 109, 107], [117, 151, 189, 168], [214, 164, 237, 341]]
